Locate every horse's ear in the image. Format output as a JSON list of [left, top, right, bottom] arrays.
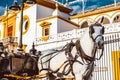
[[96, 16, 104, 24]]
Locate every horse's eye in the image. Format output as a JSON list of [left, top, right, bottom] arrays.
[[90, 29, 94, 34], [89, 26, 94, 34]]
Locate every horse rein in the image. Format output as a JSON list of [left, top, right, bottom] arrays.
[[39, 42, 83, 76], [89, 33, 104, 60], [77, 34, 104, 64], [39, 34, 104, 77]]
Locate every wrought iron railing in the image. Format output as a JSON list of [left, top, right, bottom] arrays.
[[0, 36, 18, 45]]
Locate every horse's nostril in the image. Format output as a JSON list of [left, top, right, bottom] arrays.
[[98, 41, 104, 49], [98, 42, 100, 45], [98, 42, 101, 46]]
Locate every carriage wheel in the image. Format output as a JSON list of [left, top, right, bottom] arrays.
[[46, 72, 56, 80], [0, 78, 9, 80], [1, 77, 16, 80]]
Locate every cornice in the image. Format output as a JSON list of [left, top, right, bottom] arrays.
[[36, 0, 72, 14], [70, 4, 120, 19], [37, 16, 79, 27]]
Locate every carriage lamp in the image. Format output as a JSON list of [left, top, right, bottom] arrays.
[[0, 42, 4, 54], [9, 0, 36, 53], [29, 43, 37, 55], [26, 0, 36, 4], [9, 0, 20, 11]]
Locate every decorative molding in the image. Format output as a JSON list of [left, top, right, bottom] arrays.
[[19, 15, 30, 35], [35, 22, 120, 45], [37, 16, 79, 27], [40, 22, 51, 27], [36, 0, 72, 13]]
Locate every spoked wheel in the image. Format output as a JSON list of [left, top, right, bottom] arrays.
[[1, 77, 16, 80], [0, 78, 9, 80]]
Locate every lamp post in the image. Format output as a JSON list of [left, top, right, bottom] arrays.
[[9, 0, 36, 53]]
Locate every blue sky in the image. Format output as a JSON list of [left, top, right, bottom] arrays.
[[0, 0, 120, 16]]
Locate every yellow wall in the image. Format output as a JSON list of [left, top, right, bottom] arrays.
[[2, 13, 16, 38], [112, 51, 120, 80]]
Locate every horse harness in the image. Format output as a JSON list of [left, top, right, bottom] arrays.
[[75, 40, 96, 64], [39, 38, 104, 78]]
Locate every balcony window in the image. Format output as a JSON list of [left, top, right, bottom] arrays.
[[40, 22, 51, 41], [8, 25, 13, 37], [44, 28, 49, 36]]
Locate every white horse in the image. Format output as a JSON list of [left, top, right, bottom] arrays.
[[38, 18, 105, 80]]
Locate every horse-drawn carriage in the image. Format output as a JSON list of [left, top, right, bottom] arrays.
[[0, 42, 40, 80], [0, 17, 105, 80]]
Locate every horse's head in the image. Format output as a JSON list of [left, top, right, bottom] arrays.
[[89, 18, 104, 49]]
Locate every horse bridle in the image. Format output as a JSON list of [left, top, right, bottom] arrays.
[[90, 34, 104, 42], [90, 34, 104, 60], [39, 33, 104, 78], [89, 24, 104, 59]]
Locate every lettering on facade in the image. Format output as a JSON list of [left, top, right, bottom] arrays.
[[94, 66, 108, 72]]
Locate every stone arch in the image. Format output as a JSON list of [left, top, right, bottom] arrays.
[[81, 21, 88, 28], [112, 13, 120, 23], [80, 18, 94, 28], [111, 11, 120, 23], [95, 15, 110, 24]]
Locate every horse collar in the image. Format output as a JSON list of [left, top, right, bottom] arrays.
[[75, 40, 95, 63]]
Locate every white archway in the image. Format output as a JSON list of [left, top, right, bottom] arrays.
[[95, 16, 110, 24], [112, 13, 120, 23]]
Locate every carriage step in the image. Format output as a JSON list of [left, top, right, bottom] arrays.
[[4, 73, 46, 79]]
